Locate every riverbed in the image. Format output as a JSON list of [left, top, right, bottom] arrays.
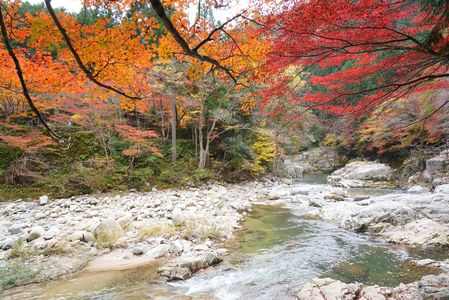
[[3, 175, 447, 299]]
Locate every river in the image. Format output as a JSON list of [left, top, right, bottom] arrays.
[[3, 175, 445, 299]]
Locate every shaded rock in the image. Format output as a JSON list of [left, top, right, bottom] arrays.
[[418, 273, 449, 299], [132, 247, 144, 256], [1, 237, 14, 250], [28, 226, 45, 242], [176, 252, 222, 273], [158, 252, 222, 281], [426, 151, 449, 176]]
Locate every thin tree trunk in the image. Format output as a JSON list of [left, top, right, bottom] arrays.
[[159, 97, 166, 145], [198, 100, 206, 169], [171, 95, 177, 162]]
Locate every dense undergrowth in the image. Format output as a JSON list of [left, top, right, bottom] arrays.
[[0, 127, 277, 201]]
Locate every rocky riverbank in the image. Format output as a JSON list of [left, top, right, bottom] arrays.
[[1, 159, 449, 298], [0, 180, 277, 290]]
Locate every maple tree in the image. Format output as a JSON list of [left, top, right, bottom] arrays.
[[262, 0, 449, 122]]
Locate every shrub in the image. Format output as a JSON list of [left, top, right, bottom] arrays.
[[8, 238, 35, 259], [138, 222, 177, 239], [193, 168, 212, 181], [182, 218, 223, 241], [322, 133, 340, 147]]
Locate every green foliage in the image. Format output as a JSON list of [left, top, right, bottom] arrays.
[[0, 143, 22, 172], [193, 168, 212, 181], [0, 261, 40, 291]]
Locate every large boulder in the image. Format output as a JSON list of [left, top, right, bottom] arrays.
[[327, 161, 394, 188], [94, 219, 125, 247]]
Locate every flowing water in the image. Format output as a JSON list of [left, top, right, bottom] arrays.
[[3, 177, 446, 300]]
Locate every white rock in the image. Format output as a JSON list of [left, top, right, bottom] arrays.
[[435, 184, 449, 194], [328, 161, 394, 187], [35, 212, 46, 220], [43, 226, 61, 240], [408, 185, 430, 194], [384, 219, 449, 246], [39, 195, 49, 205], [147, 244, 170, 258]]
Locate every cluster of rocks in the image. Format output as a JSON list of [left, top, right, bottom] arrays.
[[0, 181, 276, 287], [275, 161, 449, 248], [297, 270, 449, 300], [278, 147, 344, 179], [407, 149, 449, 188], [273, 160, 449, 299]]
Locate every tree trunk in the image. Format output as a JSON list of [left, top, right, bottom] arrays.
[[171, 95, 177, 162], [159, 97, 166, 145], [198, 100, 206, 169]]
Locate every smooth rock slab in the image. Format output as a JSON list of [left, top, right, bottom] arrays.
[[157, 252, 222, 281], [384, 219, 449, 247]]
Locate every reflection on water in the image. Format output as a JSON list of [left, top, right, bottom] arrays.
[[3, 203, 446, 300]]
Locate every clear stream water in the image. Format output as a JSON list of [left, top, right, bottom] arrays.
[[3, 176, 446, 300]]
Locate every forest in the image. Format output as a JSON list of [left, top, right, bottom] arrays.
[[0, 0, 446, 199], [0, 0, 449, 299]]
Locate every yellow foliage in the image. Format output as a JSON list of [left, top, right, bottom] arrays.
[[251, 130, 276, 175], [323, 133, 339, 147]]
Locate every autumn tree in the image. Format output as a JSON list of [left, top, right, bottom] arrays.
[[262, 0, 449, 124]]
